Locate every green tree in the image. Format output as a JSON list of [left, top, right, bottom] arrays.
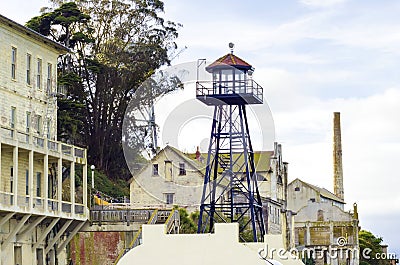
[[27, 1, 181, 180], [175, 207, 197, 234], [359, 230, 385, 265]]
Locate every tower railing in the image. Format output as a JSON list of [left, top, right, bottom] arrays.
[[196, 79, 263, 102]]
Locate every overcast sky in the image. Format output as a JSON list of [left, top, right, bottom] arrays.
[[1, 0, 399, 255]]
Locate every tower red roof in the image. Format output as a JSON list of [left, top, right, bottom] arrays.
[[206, 53, 253, 72]]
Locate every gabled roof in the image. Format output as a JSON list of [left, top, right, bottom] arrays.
[[184, 149, 273, 173], [129, 145, 275, 183], [0, 14, 68, 53], [206, 53, 253, 72], [290, 178, 345, 204]]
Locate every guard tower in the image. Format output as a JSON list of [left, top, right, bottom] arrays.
[[196, 44, 265, 242]]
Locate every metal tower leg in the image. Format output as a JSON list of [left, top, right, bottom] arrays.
[[197, 104, 265, 242]]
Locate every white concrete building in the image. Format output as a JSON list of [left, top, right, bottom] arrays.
[[118, 223, 305, 265], [0, 14, 88, 265]]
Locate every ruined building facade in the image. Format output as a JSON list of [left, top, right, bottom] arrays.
[[287, 112, 359, 265]]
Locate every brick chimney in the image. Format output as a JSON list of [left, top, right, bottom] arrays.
[[195, 146, 201, 161], [333, 112, 344, 200]]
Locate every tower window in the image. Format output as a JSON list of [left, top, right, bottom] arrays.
[[179, 163, 186, 175], [153, 164, 159, 175], [295, 187, 300, 191]]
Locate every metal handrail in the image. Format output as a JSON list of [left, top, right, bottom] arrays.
[[113, 209, 159, 265], [164, 209, 180, 234], [196, 79, 263, 102]]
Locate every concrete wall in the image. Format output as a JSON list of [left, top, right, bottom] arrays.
[[295, 202, 352, 223], [287, 179, 321, 213], [118, 223, 305, 265]]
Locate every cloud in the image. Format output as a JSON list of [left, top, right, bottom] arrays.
[[299, 0, 347, 8]]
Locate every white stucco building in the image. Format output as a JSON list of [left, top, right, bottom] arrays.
[[118, 223, 305, 265]]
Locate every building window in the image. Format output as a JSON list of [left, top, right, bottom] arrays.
[[153, 164, 159, 175], [26, 53, 31, 85], [37, 58, 42, 89], [36, 115, 42, 135], [10, 107, 16, 129], [26, 170, 29, 195], [294, 187, 300, 191], [10, 167, 14, 193], [11, 47, 17, 79], [47, 63, 52, 93], [165, 193, 174, 204], [46, 119, 51, 139], [26, 112, 31, 133], [179, 163, 186, 175], [36, 172, 41, 197]]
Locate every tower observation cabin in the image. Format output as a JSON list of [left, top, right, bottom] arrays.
[[196, 46, 263, 105]]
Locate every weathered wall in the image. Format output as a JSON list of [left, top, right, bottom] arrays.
[[0, 21, 59, 140], [130, 146, 205, 211], [70, 232, 126, 265]]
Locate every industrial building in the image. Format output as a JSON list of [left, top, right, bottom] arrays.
[[287, 113, 360, 265]]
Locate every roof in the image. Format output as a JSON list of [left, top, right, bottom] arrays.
[[0, 14, 68, 53], [184, 149, 273, 173], [290, 178, 345, 204], [206, 53, 253, 72], [129, 145, 275, 183]]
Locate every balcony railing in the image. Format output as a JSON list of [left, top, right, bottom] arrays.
[[0, 191, 87, 217], [0, 125, 86, 160], [89, 209, 175, 224]]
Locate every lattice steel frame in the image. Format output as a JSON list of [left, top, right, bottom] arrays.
[[197, 104, 265, 242]]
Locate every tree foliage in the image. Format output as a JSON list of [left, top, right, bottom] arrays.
[[27, 0, 181, 180], [359, 230, 385, 265]]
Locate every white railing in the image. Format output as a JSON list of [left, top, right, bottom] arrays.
[[0, 124, 86, 159], [17, 195, 29, 207], [75, 204, 85, 214], [0, 192, 13, 205], [33, 197, 45, 210], [47, 199, 59, 212], [0, 192, 88, 218]]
